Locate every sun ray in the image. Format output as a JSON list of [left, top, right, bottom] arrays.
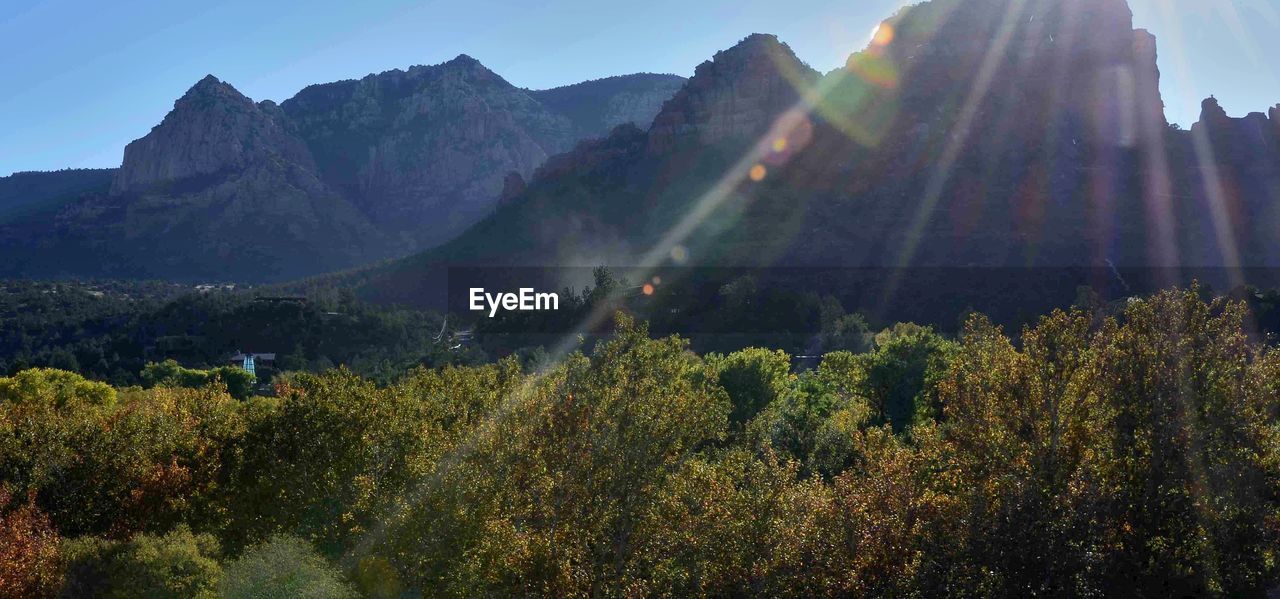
[[880, 0, 1028, 308]]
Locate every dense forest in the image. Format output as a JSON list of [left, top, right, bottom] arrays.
[[2, 287, 1279, 596], [0, 280, 486, 387]]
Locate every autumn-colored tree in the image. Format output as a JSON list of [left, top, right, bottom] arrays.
[[1090, 289, 1280, 594], [0, 486, 61, 598], [0, 371, 244, 539], [388, 314, 730, 596], [928, 290, 1280, 595], [224, 359, 521, 553]]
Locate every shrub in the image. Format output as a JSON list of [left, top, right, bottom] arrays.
[[219, 535, 354, 599]]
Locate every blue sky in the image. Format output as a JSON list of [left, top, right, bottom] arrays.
[[2, 0, 1278, 175]]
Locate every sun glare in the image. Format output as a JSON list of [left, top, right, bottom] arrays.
[[870, 21, 895, 47]]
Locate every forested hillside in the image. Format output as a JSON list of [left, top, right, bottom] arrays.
[[0, 280, 479, 386]]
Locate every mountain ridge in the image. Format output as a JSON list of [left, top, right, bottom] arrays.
[[0, 58, 687, 282], [342, 0, 1280, 307]]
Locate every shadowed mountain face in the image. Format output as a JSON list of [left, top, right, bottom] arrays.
[[352, 0, 1280, 306], [529, 74, 687, 141], [0, 62, 685, 282], [0, 169, 115, 222]]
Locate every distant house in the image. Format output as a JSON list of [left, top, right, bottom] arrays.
[[228, 352, 276, 375]]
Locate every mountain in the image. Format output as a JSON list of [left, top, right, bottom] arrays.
[[528, 73, 686, 140], [0, 63, 685, 282], [350, 0, 1280, 307], [111, 76, 317, 195], [280, 61, 685, 248], [0, 76, 388, 281], [0, 169, 115, 222]]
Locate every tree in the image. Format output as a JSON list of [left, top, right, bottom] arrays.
[[857, 323, 952, 432], [0, 368, 115, 409], [389, 314, 730, 595], [59, 525, 222, 598], [219, 535, 354, 599], [749, 357, 871, 477], [0, 486, 61, 598], [208, 366, 256, 401], [708, 347, 793, 428], [141, 360, 256, 400], [0, 379, 244, 539]]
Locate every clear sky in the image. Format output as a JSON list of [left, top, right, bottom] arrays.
[[2, 0, 1278, 176]]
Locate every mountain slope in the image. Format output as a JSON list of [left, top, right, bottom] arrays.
[[282, 62, 685, 248], [0, 169, 115, 222], [280, 56, 573, 248], [0, 77, 388, 281], [352, 0, 1280, 307], [528, 73, 686, 139]]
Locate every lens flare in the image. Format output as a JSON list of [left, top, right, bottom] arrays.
[[870, 22, 895, 47], [749, 164, 767, 181], [670, 245, 688, 264]]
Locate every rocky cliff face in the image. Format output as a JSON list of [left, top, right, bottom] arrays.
[[1, 77, 390, 282], [1177, 97, 1280, 264], [648, 34, 818, 152], [281, 61, 684, 248], [281, 55, 573, 247], [112, 76, 316, 195], [356, 0, 1280, 307]]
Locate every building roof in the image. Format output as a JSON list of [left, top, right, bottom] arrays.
[[228, 352, 277, 362]]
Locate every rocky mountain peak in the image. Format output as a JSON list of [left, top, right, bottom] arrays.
[[445, 53, 482, 67], [1199, 96, 1230, 123], [647, 33, 817, 152], [188, 74, 231, 93], [174, 74, 253, 109], [111, 75, 314, 195]]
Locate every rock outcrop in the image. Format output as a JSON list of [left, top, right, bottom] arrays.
[[498, 172, 526, 208], [648, 34, 818, 152], [112, 76, 315, 195], [281, 55, 572, 247]]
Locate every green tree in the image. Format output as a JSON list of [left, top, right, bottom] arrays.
[[219, 535, 354, 599], [208, 366, 256, 401], [389, 314, 730, 595], [59, 525, 222, 598], [141, 360, 256, 400], [858, 323, 952, 432], [0, 368, 115, 409], [708, 347, 793, 428]]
